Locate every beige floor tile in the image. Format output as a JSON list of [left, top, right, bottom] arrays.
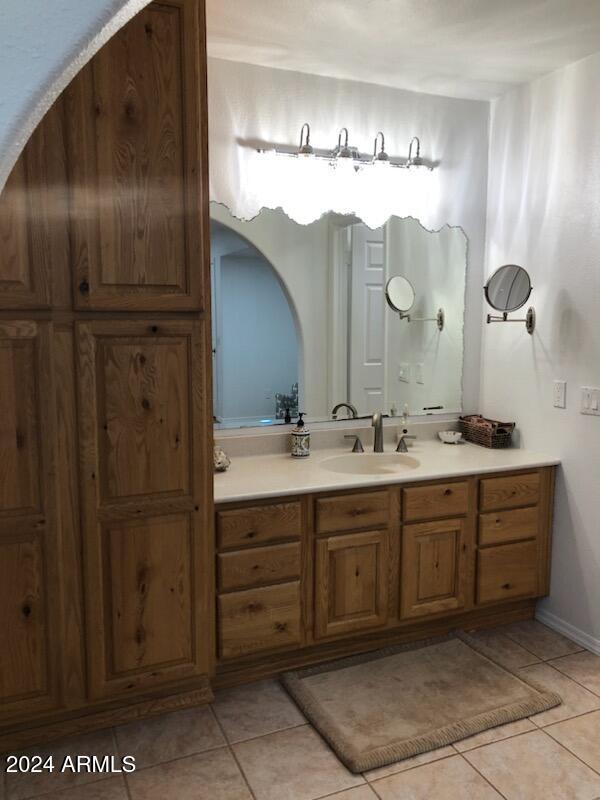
[[213, 678, 305, 743], [550, 650, 600, 695], [520, 662, 600, 726], [545, 710, 600, 772], [127, 747, 251, 800], [453, 718, 536, 751], [114, 705, 224, 769], [364, 746, 455, 781], [500, 620, 583, 660], [323, 788, 378, 800], [233, 724, 364, 800], [370, 754, 503, 799], [464, 627, 541, 669], [5, 728, 117, 800], [37, 777, 128, 799], [464, 730, 600, 800]]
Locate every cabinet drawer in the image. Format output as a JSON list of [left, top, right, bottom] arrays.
[[218, 582, 301, 659], [315, 491, 389, 534], [403, 482, 468, 522], [218, 542, 301, 592], [217, 502, 301, 550], [477, 541, 538, 604], [480, 473, 540, 512], [479, 506, 538, 547]]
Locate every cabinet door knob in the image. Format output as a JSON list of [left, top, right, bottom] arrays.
[[79, 279, 90, 294], [501, 582, 512, 590], [444, 488, 452, 496]]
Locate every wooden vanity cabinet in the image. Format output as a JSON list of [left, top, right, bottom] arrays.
[[214, 467, 555, 686]]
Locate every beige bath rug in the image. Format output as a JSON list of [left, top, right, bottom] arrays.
[[281, 632, 561, 773]]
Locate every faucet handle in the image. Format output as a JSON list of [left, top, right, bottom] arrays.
[[344, 434, 364, 453], [396, 431, 417, 453]]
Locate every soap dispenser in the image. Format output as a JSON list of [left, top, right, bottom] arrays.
[[291, 412, 310, 457]]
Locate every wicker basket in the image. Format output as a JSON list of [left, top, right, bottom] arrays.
[[459, 414, 515, 449]]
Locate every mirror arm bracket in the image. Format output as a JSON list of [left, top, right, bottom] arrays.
[[486, 307, 536, 335], [402, 308, 445, 331]]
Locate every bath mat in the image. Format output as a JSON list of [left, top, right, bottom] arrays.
[[281, 632, 561, 773]]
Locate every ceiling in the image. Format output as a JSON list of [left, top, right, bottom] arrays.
[[206, 0, 600, 101]]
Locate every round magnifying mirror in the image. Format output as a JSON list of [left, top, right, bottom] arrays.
[[385, 276, 415, 314], [484, 264, 532, 312]]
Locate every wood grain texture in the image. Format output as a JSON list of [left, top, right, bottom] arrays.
[[218, 582, 302, 659], [479, 506, 539, 547], [218, 542, 301, 592], [0, 99, 69, 310], [77, 318, 213, 700], [401, 518, 468, 619], [65, 0, 206, 311], [217, 502, 301, 550], [479, 471, 540, 511], [315, 530, 389, 639], [403, 481, 469, 522], [315, 490, 389, 534], [0, 322, 60, 721], [477, 540, 538, 604]]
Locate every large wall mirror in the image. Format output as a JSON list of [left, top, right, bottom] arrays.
[[211, 202, 467, 428]]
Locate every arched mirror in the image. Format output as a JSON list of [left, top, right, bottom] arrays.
[[484, 264, 536, 334]]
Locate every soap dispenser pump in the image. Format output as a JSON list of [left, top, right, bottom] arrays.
[[291, 412, 310, 458]]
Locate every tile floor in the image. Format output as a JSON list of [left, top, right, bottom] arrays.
[[4, 621, 600, 800]]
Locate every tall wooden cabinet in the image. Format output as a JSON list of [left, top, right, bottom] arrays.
[[0, 0, 213, 750]]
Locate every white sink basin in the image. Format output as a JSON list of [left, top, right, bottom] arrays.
[[320, 452, 420, 476]]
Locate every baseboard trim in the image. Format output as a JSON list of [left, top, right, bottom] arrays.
[[535, 608, 600, 656]]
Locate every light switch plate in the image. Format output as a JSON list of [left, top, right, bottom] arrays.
[[581, 386, 600, 416], [398, 362, 410, 383], [415, 363, 425, 385], [553, 380, 566, 409]]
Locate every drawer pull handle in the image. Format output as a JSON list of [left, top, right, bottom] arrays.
[[246, 602, 263, 613], [350, 507, 367, 517], [275, 622, 288, 632], [501, 582, 512, 590], [444, 489, 453, 496], [244, 530, 257, 539], [22, 604, 32, 618]]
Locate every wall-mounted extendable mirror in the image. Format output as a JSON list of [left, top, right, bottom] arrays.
[[484, 264, 536, 334], [385, 275, 444, 331]]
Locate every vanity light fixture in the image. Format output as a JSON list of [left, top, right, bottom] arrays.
[[256, 124, 437, 171]]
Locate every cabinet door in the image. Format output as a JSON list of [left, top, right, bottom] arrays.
[[66, 0, 208, 311], [0, 322, 60, 721], [401, 518, 468, 619], [0, 101, 69, 310], [77, 319, 213, 700], [315, 530, 389, 639]]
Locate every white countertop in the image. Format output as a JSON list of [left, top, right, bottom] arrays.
[[214, 439, 560, 504]]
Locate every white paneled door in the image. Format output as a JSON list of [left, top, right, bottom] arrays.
[[350, 224, 385, 414]]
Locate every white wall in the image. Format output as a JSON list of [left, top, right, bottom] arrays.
[[207, 57, 489, 414], [481, 50, 600, 649], [0, 0, 152, 192]]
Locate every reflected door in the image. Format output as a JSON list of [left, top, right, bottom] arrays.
[[349, 225, 385, 413]]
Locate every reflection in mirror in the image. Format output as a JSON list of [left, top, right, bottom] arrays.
[[385, 276, 415, 316], [485, 264, 532, 312], [211, 220, 300, 428], [210, 203, 467, 427]]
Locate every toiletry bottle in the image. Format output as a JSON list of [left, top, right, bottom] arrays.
[[291, 412, 310, 457]]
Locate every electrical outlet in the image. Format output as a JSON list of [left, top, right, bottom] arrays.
[[553, 380, 566, 409], [581, 386, 600, 416]]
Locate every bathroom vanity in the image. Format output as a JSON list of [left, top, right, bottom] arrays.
[[213, 441, 557, 687]]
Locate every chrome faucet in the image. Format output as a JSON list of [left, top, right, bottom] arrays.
[[371, 412, 384, 453], [332, 402, 358, 420]]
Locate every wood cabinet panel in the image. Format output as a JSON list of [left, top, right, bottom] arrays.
[[218, 582, 302, 659], [480, 472, 540, 512], [66, 0, 208, 311], [403, 481, 469, 522], [315, 530, 389, 638], [217, 502, 301, 550], [477, 541, 538, 604], [0, 101, 69, 310], [77, 318, 213, 700], [401, 518, 468, 619], [479, 506, 538, 547], [0, 322, 59, 720], [218, 543, 301, 592], [315, 491, 389, 534]]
